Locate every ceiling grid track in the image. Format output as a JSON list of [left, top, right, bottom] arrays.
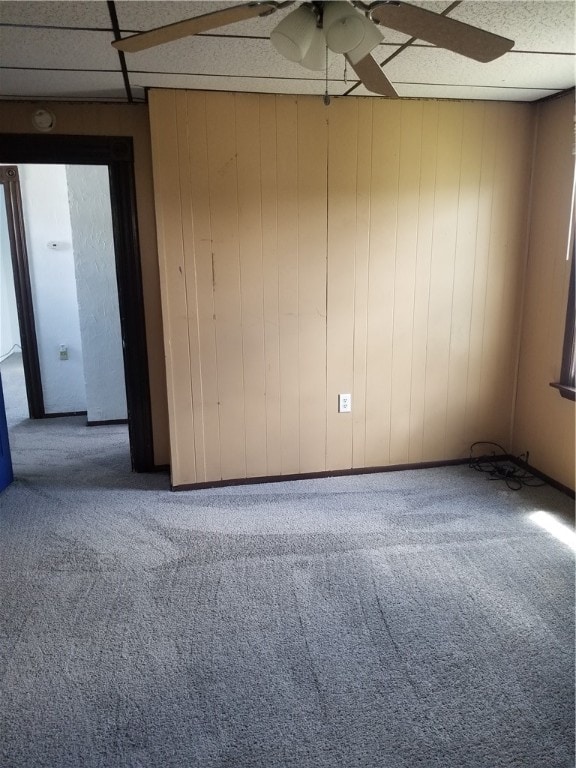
[[107, 0, 133, 103]]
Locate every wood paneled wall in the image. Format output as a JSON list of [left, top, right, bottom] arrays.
[[512, 92, 575, 490], [0, 101, 170, 466], [149, 90, 534, 487]]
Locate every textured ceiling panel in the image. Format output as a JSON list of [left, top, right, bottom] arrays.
[[0, 1, 111, 28], [136, 72, 351, 96], [1, 28, 120, 70], [0, 69, 129, 100], [451, 0, 575, 53], [384, 47, 575, 89]]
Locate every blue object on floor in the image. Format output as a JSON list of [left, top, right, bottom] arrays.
[[0, 370, 13, 492]]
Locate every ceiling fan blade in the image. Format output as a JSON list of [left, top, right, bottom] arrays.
[[369, 1, 514, 63], [345, 53, 397, 97], [112, 2, 286, 53]]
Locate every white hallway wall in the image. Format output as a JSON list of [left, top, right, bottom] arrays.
[[66, 165, 127, 422], [17, 164, 127, 419], [19, 164, 86, 414]]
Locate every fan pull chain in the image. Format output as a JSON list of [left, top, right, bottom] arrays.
[[323, 44, 331, 106]]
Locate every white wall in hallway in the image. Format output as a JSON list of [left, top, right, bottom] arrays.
[[66, 165, 127, 422], [19, 164, 86, 414]]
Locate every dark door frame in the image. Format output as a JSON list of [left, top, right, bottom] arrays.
[[0, 134, 154, 472], [0, 165, 45, 419]]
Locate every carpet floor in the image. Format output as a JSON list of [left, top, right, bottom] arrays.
[[0, 354, 574, 768]]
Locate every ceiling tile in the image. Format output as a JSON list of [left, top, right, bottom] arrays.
[[0, 1, 111, 28], [385, 47, 575, 89], [450, 0, 575, 54], [0, 69, 131, 100], [1, 28, 120, 70]]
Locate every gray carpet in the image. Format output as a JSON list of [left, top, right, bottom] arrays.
[[0, 354, 574, 768]]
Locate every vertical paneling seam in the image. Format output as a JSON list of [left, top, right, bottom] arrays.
[[205, 97, 224, 478], [362, 101, 373, 467], [324, 101, 330, 468], [351, 99, 359, 468], [408, 103, 424, 460], [388, 109, 401, 463], [258, 96, 269, 475], [444, 103, 465, 454], [174, 93, 196, 480], [233, 94, 249, 477], [352, 101, 374, 467], [179, 94, 200, 481], [296, 98, 301, 472], [273, 97, 281, 473], [463, 103, 487, 441], [275, 100, 283, 472], [363, 102, 375, 464], [186, 92, 208, 481], [421, 105, 440, 459]]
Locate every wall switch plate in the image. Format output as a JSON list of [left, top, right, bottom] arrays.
[[59, 344, 68, 361], [338, 393, 351, 413]]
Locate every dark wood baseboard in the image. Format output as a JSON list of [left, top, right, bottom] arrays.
[[508, 456, 575, 500], [87, 418, 128, 427], [171, 455, 575, 498], [171, 457, 473, 492], [42, 410, 87, 419]]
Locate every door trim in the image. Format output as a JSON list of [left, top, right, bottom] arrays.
[[0, 165, 45, 418], [0, 134, 155, 472]]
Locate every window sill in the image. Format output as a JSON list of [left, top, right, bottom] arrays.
[[550, 382, 576, 401]]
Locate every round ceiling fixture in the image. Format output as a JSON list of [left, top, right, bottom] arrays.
[[32, 109, 56, 133]]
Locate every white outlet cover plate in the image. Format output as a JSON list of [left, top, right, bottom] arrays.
[[338, 394, 351, 413]]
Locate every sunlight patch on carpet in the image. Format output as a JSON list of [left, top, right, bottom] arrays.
[[528, 511, 576, 551]]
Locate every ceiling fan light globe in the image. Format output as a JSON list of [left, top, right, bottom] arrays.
[[300, 27, 327, 71], [270, 5, 317, 63], [323, 1, 365, 54], [326, 17, 365, 53], [346, 16, 384, 65]]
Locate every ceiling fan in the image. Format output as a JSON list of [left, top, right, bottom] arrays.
[[112, 1, 514, 98]]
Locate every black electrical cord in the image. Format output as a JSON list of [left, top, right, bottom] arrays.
[[469, 441, 546, 491]]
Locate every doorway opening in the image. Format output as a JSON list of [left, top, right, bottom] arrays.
[[0, 134, 154, 473], [1, 163, 128, 423]]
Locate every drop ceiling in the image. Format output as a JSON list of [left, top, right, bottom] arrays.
[[0, 0, 574, 103]]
